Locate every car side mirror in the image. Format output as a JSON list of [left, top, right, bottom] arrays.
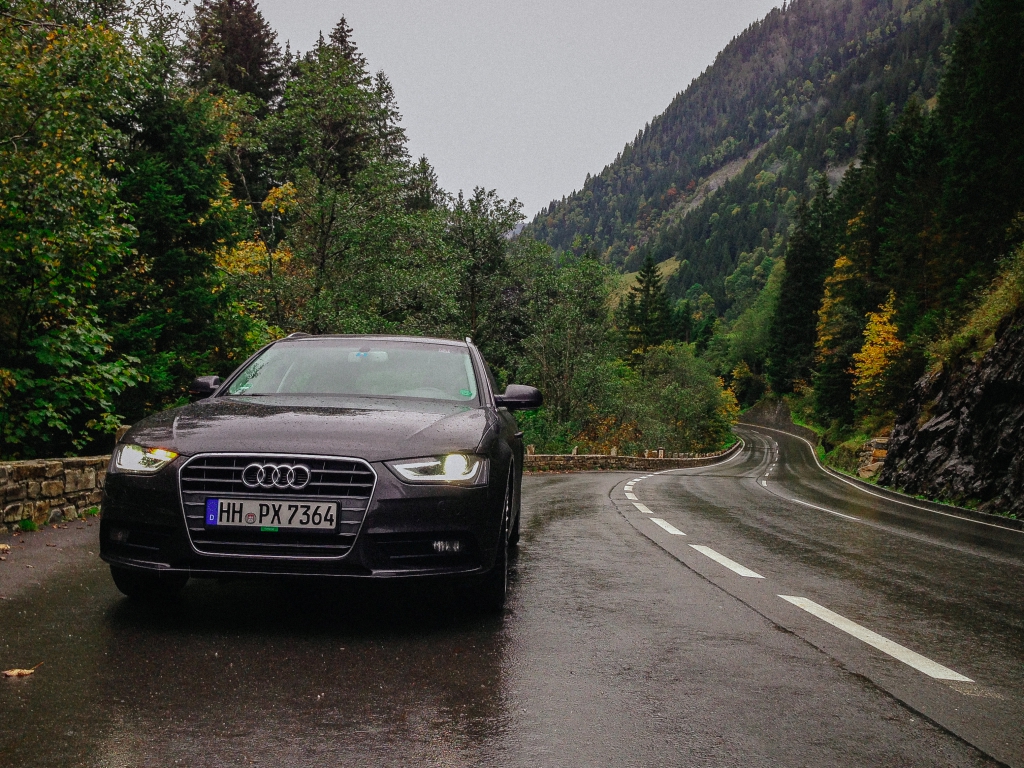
[[188, 375, 222, 400], [495, 384, 543, 411]]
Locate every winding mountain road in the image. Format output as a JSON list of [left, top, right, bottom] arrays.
[[1, 427, 1021, 767]]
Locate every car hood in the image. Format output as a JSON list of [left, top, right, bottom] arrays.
[[123, 396, 494, 462]]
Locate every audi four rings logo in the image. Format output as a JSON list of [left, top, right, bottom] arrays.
[[241, 462, 312, 490]]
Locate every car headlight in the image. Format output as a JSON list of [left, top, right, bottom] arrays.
[[113, 444, 179, 473], [388, 454, 488, 485]]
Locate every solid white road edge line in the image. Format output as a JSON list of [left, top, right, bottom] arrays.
[[650, 518, 686, 535], [746, 424, 1016, 533], [632, 502, 654, 514], [778, 595, 972, 681], [689, 545, 764, 578]]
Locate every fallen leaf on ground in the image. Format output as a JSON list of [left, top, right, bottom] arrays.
[[25, 564, 33, 568], [3, 663, 43, 678], [0, 544, 10, 553]]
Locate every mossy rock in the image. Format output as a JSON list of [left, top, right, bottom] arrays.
[[827, 441, 863, 474]]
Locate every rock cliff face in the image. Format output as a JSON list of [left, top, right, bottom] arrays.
[[879, 311, 1024, 518]]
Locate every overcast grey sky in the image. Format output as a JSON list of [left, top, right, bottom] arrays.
[[257, 0, 780, 218]]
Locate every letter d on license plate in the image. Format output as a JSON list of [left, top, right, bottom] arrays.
[[205, 498, 337, 530]]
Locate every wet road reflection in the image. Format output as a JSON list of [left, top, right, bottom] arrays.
[[3, 569, 509, 766]]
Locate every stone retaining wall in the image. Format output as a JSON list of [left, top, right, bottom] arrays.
[[525, 442, 741, 472], [1, 456, 108, 532]]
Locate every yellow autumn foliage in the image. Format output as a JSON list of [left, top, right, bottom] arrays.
[[216, 240, 292, 277], [262, 182, 299, 215], [852, 291, 904, 400]]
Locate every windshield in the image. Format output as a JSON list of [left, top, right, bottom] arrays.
[[226, 339, 479, 403]]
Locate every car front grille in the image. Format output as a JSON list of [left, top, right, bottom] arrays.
[[179, 454, 376, 559]]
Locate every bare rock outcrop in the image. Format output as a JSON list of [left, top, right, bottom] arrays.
[[879, 311, 1024, 517]]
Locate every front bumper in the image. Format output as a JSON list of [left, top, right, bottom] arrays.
[[100, 457, 505, 579]]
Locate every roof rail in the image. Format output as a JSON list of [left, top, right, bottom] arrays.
[[465, 336, 473, 345], [286, 332, 311, 339]]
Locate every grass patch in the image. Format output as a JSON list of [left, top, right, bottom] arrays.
[[83, 506, 99, 517], [930, 240, 1024, 366], [783, 390, 824, 437], [18, 519, 38, 532]]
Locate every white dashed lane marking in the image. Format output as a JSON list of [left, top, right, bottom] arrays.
[[628, 442, 976, 685], [779, 596, 972, 681], [650, 518, 686, 535], [689, 545, 764, 578]]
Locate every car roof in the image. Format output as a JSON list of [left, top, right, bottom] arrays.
[[275, 333, 469, 348]]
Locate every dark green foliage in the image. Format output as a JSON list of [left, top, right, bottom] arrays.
[[766, 181, 835, 392], [185, 0, 284, 109], [447, 189, 525, 349], [100, 75, 250, 422], [937, 0, 1024, 279], [615, 255, 673, 360]]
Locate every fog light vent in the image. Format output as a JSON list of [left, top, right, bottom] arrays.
[[432, 539, 462, 554], [109, 527, 129, 543]]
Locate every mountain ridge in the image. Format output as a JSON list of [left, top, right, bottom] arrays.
[[528, 0, 973, 310]]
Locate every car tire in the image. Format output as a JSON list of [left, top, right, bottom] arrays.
[[475, 470, 513, 613], [508, 506, 521, 548], [110, 565, 188, 600]]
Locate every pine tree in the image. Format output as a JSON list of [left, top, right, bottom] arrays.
[[185, 0, 284, 109], [406, 156, 445, 212], [938, 0, 1024, 274], [619, 254, 673, 361], [328, 17, 366, 67], [766, 177, 834, 392]]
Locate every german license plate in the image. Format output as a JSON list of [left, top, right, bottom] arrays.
[[204, 498, 337, 531]]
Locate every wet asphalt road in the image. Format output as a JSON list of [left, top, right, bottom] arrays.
[[1, 426, 1022, 767]]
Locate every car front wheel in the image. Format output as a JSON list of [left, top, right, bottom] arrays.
[[475, 469, 513, 612]]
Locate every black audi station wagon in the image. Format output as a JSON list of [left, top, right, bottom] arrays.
[[100, 334, 542, 610]]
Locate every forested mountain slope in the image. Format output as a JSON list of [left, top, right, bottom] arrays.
[[527, 0, 974, 309]]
